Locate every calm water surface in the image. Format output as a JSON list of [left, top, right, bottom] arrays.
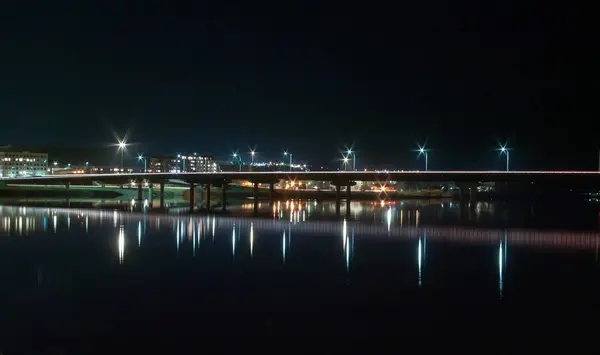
[[1, 199, 600, 349]]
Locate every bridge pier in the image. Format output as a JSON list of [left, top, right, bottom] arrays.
[[137, 182, 143, 201], [189, 183, 195, 211], [65, 181, 70, 190], [346, 184, 352, 216], [269, 182, 275, 204], [335, 185, 342, 215], [159, 182, 165, 208], [205, 183, 211, 210], [221, 183, 228, 211]]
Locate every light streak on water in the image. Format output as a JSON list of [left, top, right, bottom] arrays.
[[212, 216, 215, 241], [499, 240, 504, 298], [282, 231, 287, 264], [250, 222, 254, 257], [118, 225, 125, 264], [176, 219, 180, 253], [137, 221, 141, 247], [386, 208, 392, 232], [232, 224, 236, 257], [418, 237, 422, 287]]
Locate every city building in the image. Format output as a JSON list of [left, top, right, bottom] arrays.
[[151, 154, 219, 173], [0, 147, 49, 177], [149, 156, 175, 173]]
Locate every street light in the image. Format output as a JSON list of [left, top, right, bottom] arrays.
[[416, 144, 428, 171], [283, 150, 292, 171], [343, 156, 350, 171], [498, 144, 510, 171], [117, 139, 127, 173], [345, 147, 356, 171], [250, 149, 255, 164], [232, 152, 242, 172], [137, 154, 147, 172]]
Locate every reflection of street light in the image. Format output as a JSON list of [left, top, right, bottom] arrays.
[[498, 144, 510, 171], [137, 154, 147, 172]]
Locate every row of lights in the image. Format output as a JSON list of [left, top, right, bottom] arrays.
[[115, 136, 513, 174]]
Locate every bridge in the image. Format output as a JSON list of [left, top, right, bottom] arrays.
[[2, 171, 599, 211], [2, 170, 600, 185]]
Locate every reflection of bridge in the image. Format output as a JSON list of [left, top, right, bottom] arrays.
[[2, 170, 600, 212], [2, 206, 598, 250]]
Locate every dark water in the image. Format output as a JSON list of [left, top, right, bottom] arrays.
[[1, 199, 600, 351]]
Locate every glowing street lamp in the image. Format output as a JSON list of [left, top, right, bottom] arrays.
[[345, 147, 356, 171], [249, 149, 256, 164], [232, 152, 242, 172], [283, 150, 292, 171], [498, 144, 510, 171], [137, 154, 147, 172], [343, 156, 350, 171], [416, 144, 428, 171], [117, 139, 128, 173]]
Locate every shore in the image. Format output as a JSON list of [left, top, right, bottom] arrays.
[[0, 184, 454, 200]]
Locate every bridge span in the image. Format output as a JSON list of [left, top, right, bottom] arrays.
[[2, 170, 600, 185], [3, 171, 600, 211]]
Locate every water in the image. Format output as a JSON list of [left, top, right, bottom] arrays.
[[1, 199, 600, 350]]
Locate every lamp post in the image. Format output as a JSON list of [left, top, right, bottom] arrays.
[[499, 145, 510, 171], [416, 144, 428, 171], [343, 156, 350, 171], [233, 152, 242, 172], [250, 149, 255, 165], [117, 140, 127, 173], [345, 148, 356, 171], [284, 151, 292, 171], [137, 154, 147, 172]]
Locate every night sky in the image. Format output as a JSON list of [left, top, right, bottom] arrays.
[[1, 2, 592, 170]]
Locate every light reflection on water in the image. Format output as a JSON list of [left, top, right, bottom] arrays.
[[2, 202, 600, 339]]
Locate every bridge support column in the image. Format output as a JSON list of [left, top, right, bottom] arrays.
[[253, 182, 259, 213], [205, 184, 211, 210], [159, 182, 165, 208], [221, 183, 228, 211], [189, 183, 195, 210], [137, 182, 143, 201], [269, 183, 275, 203], [346, 184, 352, 216], [65, 181, 70, 190], [335, 185, 342, 216]]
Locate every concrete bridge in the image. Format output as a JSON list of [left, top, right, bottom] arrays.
[[2, 171, 600, 211]]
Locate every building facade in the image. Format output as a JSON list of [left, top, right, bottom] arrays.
[[151, 154, 219, 173], [0, 149, 49, 177], [149, 156, 175, 173]]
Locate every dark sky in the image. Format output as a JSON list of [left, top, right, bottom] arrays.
[[0, 1, 593, 170]]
